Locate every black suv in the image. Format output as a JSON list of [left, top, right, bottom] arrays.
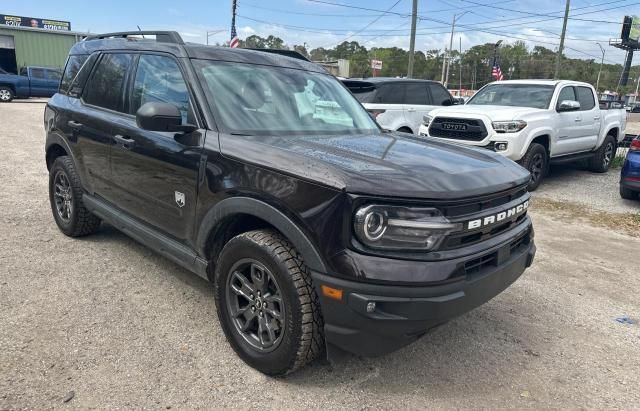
[[45, 31, 535, 376]]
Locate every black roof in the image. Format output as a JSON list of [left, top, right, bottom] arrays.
[[70, 31, 325, 73], [343, 77, 440, 84]]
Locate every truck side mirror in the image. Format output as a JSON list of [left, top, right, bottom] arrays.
[[136, 102, 196, 133], [558, 100, 581, 112]]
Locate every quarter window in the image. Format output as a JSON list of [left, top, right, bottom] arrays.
[[60, 55, 88, 94], [576, 86, 596, 111], [130, 54, 192, 122], [84, 53, 132, 112]]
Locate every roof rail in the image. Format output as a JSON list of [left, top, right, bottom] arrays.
[[246, 48, 310, 62], [84, 31, 184, 45]]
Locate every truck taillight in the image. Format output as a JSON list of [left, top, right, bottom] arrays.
[[630, 138, 640, 152]]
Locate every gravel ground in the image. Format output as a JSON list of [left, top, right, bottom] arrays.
[[534, 163, 639, 214], [1, 101, 639, 409]]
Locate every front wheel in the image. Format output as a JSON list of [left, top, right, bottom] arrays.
[[519, 143, 548, 191], [0, 86, 13, 102], [214, 230, 324, 376]]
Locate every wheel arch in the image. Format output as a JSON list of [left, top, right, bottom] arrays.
[[46, 143, 68, 170], [197, 197, 327, 278], [0, 83, 16, 95]]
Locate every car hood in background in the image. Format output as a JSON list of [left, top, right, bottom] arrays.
[[219, 132, 530, 200], [429, 104, 547, 122]]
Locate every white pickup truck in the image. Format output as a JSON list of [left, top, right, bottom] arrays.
[[419, 80, 627, 190]]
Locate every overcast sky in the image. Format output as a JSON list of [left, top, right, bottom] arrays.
[[3, 0, 636, 64]]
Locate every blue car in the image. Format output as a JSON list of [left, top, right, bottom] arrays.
[[620, 135, 640, 200]]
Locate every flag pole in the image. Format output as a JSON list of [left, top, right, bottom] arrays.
[[230, 0, 239, 48]]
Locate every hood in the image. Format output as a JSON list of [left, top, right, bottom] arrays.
[[219, 132, 530, 200], [429, 104, 546, 121]]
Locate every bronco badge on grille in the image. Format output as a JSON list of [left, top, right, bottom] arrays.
[[467, 200, 529, 230]]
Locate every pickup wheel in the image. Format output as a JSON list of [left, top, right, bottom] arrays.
[[620, 185, 638, 200], [0, 86, 13, 102], [49, 156, 101, 237], [588, 135, 616, 173], [214, 229, 324, 376], [519, 143, 547, 191]]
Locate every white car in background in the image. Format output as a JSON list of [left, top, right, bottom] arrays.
[[419, 80, 627, 190], [342, 78, 458, 134]]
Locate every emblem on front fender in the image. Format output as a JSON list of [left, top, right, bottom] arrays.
[[175, 191, 185, 208]]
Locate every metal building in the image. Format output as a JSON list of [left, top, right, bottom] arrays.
[[0, 15, 84, 74]]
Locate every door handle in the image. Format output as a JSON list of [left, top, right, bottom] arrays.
[[594, 116, 600, 120], [67, 120, 83, 130], [407, 108, 416, 112], [113, 134, 135, 149], [574, 117, 582, 122]]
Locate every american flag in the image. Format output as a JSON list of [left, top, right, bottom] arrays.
[[230, 0, 239, 48], [492, 57, 504, 81], [230, 26, 239, 48]]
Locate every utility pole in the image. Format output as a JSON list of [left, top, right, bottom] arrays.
[[554, 0, 570, 79], [444, 12, 467, 87], [595, 42, 605, 93], [407, 0, 418, 78], [459, 36, 462, 94]]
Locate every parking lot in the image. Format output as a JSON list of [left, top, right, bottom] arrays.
[[1, 101, 639, 409]]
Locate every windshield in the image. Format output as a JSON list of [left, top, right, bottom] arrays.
[[193, 60, 380, 136], [468, 83, 555, 109]]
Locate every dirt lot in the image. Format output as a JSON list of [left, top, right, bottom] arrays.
[[1, 101, 639, 409]]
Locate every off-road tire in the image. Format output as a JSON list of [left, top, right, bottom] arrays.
[[49, 156, 101, 237], [0, 86, 13, 102], [519, 143, 548, 191], [588, 135, 616, 173], [620, 185, 638, 200], [214, 229, 324, 376]]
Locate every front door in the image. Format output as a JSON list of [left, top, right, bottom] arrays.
[[109, 53, 202, 243], [554, 86, 585, 156]]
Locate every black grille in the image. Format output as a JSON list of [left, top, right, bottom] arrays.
[[435, 185, 528, 218], [463, 229, 531, 277], [429, 117, 488, 141], [444, 213, 528, 250]]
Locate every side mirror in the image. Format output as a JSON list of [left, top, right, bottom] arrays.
[[442, 99, 453, 106], [136, 102, 196, 133], [558, 100, 581, 112]]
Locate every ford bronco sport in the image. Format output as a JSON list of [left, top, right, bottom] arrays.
[[45, 31, 536, 376]]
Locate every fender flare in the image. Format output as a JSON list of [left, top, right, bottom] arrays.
[[519, 128, 554, 159], [45, 132, 75, 166], [196, 197, 327, 273]]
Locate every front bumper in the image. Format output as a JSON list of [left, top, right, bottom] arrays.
[[312, 235, 535, 357]]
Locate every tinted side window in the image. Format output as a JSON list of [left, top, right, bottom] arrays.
[[557, 86, 576, 108], [19, 67, 27, 76], [404, 83, 429, 105], [31, 68, 46, 79], [84, 53, 132, 112], [376, 84, 405, 104], [427, 83, 452, 105], [60, 55, 88, 94], [130, 54, 191, 122], [576, 86, 595, 111]]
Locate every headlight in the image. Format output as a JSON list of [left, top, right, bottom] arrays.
[[353, 205, 461, 251], [422, 115, 433, 126], [492, 120, 527, 133]]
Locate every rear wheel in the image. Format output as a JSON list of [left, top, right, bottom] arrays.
[[519, 143, 547, 191], [49, 156, 101, 237], [0, 86, 13, 102], [620, 185, 638, 200], [589, 135, 616, 173], [214, 230, 324, 376]]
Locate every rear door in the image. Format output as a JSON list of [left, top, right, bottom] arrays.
[[109, 53, 202, 242], [574, 86, 599, 150], [371, 83, 406, 131], [403, 82, 432, 133], [72, 52, 134, 196]]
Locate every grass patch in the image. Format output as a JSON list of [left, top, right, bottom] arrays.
[[610, 155, 626, 169], [532, 197, 640, 237]]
